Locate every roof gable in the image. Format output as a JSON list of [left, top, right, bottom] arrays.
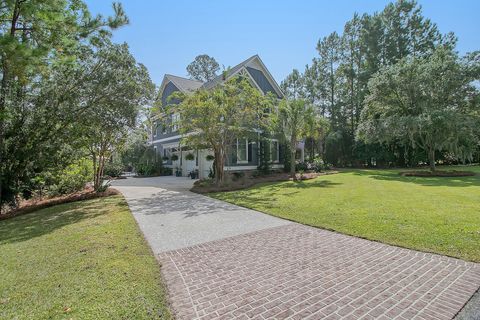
[[159, 74, 203, 95], [246, 66, 282, 98], [158, 55, 284, 101], [201, 55, 284, 98], [161, 81, 180, 106]]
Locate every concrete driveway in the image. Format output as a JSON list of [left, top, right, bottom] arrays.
[[111, 176, 290, 253], [112, 176, 480, 320]]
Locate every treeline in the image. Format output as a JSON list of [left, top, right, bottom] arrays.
[[281, 0, 479, 167], [0, 1, 154, 211]]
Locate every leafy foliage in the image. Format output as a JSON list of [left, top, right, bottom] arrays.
[[78, 41, 155, 190], [280, 0, 471, 168], [166, 76, 274, 184], [186, 54, 220, 82], [357, 48, 480, 171], [103, 161, 124, 178], [0, 1, 152, 210]]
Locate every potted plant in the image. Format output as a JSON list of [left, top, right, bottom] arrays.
[[171, 154, 179, 161], [185, 153, 195, 161], [175, 167, 182, 177], [189, 169, 199, 179], [162, 155, 169, 161], [205, 154, 215, 161]]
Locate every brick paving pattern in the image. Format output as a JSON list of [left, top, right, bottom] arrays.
[[158, 224, 480, 320]]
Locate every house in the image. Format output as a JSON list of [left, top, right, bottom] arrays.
[[150, 55, 301, 179]]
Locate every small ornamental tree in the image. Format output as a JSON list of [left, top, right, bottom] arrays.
[[169, 76, 274, 185], [275, 99, 314, 179], [357, 48, 480, 172]]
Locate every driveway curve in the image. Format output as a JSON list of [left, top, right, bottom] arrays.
[[111, 176, 290, 253], [112, 176, 480, 320]]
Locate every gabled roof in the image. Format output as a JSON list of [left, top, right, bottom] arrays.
[[158, 55, 284, 99], [161, 74, 203, 93], [202, 55, 284, 98], [201, 55, 257, 89]]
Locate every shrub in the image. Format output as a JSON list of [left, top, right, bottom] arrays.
[[295, 162, 309, 172], [95, 181, 110, 192], [136, 162, 172, 177], [208, 167, 215, 179], [103, 162, 124, 178], [48, 158, 93, 196], [311, 157, 325, 172], [232, 171, 245, 181], [136, 163, 155, 176], [160, 167, 173, 176]]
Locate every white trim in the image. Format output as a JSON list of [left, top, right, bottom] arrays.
[[151, 135, 182, 144], [162, 141, 180, 148], [151, 131, 194, 144], [224, 164, 283, 171], [239, 67, 264, 93], [247, 55, 284, 98]]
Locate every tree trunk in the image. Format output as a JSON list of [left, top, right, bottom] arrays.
[[92, 152, 97, 189], [214, 148, 225, 185], [290, 138, 296, 180], [310, 138, 315, 160], [428, 148, 436, 172]]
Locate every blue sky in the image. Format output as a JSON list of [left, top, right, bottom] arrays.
[[85, 0, 479, 86]]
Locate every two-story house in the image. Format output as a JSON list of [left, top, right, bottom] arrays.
[[150, 55, 297, 179]]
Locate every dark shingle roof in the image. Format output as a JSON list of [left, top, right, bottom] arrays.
[[164, 74, 204, 92], [201, 55, 258, 89]]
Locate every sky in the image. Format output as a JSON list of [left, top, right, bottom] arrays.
[[85, 0, 480, 86]]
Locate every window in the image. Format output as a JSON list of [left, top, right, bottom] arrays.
[[237, 138, 248, 163], [271, 140, 279, 163], [172, 113, 180, 132], [163, 148, 168, 163]]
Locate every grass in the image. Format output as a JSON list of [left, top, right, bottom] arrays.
[[0, 195, 172, 320], [210, 165, 480, 262]]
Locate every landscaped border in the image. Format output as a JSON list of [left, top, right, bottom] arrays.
[[191, 171, 338, 194], [0, 188, 120, 221]]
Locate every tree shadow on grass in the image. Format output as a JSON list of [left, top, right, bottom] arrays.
[[0, 198, 116, 245], [350, 169, 480, 187], [214, 179, 344, 209], [260, 179, 343, 194]]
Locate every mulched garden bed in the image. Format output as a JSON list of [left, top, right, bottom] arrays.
[[0, 187, 120, 220], [400, 170, 476, 177], [191, 171, 338, 194]]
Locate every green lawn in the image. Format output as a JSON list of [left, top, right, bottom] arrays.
[[0, 196, 172, 320], [211, 166, 480, 262]]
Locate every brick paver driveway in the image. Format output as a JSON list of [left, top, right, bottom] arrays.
[[114, 177, 480, 320]]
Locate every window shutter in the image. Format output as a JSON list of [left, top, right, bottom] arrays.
[[248, 140, 253, 162]]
